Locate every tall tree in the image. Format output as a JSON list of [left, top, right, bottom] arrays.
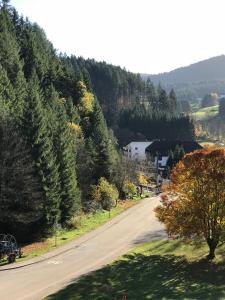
[[53, 94, 81, 226], [168, 89, 177, 113], [22, 74, 60, 230], [0, 111, 43, 239]]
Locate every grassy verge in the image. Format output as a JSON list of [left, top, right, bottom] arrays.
[[46, 240, 225, 300], [0, 195, 151, 266]]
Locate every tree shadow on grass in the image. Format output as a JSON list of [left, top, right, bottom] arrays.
[[47, 254, 225, 300]]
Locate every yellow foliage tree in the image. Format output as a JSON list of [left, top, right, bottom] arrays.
[[137, 173, 148, 185], [77, 81, 94, 115], [92, 177, 119, 211], [68, 122, 82, 133]]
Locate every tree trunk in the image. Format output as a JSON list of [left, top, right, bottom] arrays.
[[207, 238, 218, 260]]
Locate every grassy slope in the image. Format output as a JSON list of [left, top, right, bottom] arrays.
[[192, 105, 219, 121], [46, 240, 225, 300]]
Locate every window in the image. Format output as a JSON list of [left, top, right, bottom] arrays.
[[135, 147, 138, 150]]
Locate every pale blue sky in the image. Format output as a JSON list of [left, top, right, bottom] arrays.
[[11, 0, 225, 74]]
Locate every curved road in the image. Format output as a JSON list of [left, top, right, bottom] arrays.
[[0, 196, 165, 300]]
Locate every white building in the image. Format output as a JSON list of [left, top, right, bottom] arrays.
[[123, 141, 152, 161]]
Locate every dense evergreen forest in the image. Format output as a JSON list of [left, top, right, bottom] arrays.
[[0, 0, 195, 240]]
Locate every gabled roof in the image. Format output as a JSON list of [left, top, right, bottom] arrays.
[[145, 140, 202, 156]]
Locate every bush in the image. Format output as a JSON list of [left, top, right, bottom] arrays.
[[122, 181, 137, 199], [92, 177, 119, 211]]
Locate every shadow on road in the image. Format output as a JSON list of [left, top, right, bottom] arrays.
[[132, 229, 167, 245]]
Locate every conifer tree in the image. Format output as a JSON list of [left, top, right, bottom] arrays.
[[22, 74, 60, 230], [51, 92, 81, 226], [89, 99, 116, 182], [169, 89, 177, 113], [0, 104, 43, 238], [0, 5, 21, 84], [0, 64, 15, 103], [157, 84, 169, 111]]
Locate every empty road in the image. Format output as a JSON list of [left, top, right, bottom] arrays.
[[0, 196, 165, 300]]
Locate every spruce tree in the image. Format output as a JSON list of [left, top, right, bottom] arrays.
[[0, 5, 21, 84], [51, 93, 81, 226], [22, 74, 60, 230], [90, 99, 116, 182], [0, 106, 43, 239], [0, 64, 15, 104], [169, 89, 177, 113]]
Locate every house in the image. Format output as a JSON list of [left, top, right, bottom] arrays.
[[145, 140, 203, 169], [123, 141, 152, 161]]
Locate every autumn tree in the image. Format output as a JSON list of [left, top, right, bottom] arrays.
[[91, 177, 118, 211], [155, 148, 225, 260]]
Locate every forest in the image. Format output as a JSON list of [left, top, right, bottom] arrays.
[[0, 0, 195, 240]]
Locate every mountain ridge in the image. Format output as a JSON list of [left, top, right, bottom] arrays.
[[142, 55, 225, 100], [142, 55, 225, 83]]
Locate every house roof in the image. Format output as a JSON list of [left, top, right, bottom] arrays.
[[145, 140, 203, 156]]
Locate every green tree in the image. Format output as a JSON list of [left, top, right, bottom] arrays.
[[54, 97, 81, 226], [22, 74, 60, 230], [0, 112, 43, 239], [168, 89, 177, 113]]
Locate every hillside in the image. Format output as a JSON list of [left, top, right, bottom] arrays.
[[192, 105, 219, 121], [142, 55, 225, 101]]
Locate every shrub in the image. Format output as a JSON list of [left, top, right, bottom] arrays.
[[122, 181, 137, 199], [92, 177, 119, 211]]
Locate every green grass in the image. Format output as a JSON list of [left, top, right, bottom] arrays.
[[46, 240, 225, 300], [192, 105, 219, 120]]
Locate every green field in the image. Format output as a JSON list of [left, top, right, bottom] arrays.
[[46, 240, 225, 300], [192, 105, 219, 121]]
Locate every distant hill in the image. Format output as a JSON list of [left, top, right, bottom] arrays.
[[142, 55, 225, 101]]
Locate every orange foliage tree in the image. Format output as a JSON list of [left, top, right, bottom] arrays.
[[155, 147, 225, 259]]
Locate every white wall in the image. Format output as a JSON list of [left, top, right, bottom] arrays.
[[155, 156, 168, 167], [124, 141, 152, 161]]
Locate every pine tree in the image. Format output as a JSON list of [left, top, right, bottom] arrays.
[[89, 99, 116, 182], [0, 64, 15, 104], [0, 108, 43, 239], [169, 89, 177, 113], [22, 74, 60, 230], [52, 93, 81, 226], [0, 5, 21, 84]]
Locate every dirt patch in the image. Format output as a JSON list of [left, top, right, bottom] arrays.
[[22, 240, 51, 255], [117, 199, 138, 209]]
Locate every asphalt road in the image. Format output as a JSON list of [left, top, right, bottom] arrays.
[[0, 196, 166, 300]]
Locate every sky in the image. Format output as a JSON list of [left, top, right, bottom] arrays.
[[10, 0, 225, 74]]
